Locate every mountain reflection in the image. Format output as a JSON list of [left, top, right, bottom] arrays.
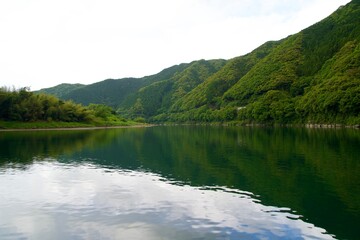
[[0, 126, 359, 239]]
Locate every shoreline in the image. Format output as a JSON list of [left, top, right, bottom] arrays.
[[1, 123, 359, 132], [0, 124, 155, 132], [158, 122, 360, 129]]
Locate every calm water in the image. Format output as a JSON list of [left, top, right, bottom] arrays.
[[0, 126, 359, 240]]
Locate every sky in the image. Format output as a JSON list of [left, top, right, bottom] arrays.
[[0, 0, 351, 91]]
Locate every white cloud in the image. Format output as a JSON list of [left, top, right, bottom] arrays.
[[0, 0, 351, 90]]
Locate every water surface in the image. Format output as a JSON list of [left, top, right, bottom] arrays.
[[0, 126, 359, 239]]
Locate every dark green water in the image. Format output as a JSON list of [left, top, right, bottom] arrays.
[[0, 126, 359, 239]]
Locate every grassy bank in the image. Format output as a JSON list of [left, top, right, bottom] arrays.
[[0, 119, 143, 130]]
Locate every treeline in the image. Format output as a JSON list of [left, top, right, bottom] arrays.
[[0, 87, 122, 123], [37, 0, 360, 126], [150, 39, 360, 125], [144, 1, 360, 125]]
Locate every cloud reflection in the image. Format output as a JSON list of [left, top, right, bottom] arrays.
[[0, 161, 335, 239]]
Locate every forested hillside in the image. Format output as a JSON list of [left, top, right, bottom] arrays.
[[37, 83, 85, 98], [39, 0, 360, 125], [121, 59, 226, 118], [0, 87, 131, 126], [38, 63, 193, 108]]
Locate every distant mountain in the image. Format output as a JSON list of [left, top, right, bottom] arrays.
[[121, 59, 226, 117], [38, 63, 193, 108], [37, 83, 85, 98], [37, 0, 360, 125]]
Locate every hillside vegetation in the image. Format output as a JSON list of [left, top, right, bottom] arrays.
[[0, 87, 134, 128], [38, 0, 360, 125], [38, 83, 85, 98]]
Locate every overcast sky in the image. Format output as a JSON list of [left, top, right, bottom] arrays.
[[0, 0, 351, 91]]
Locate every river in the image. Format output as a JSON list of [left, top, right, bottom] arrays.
[[0, 126, 359, 239]]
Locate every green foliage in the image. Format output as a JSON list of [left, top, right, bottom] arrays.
[[38, 63, 193, 108], [171, 41, 279, 112], [0, 120, 94, 129], [0, 87, 92, 122], [124, 59, 226, 118], [295, 40, 360, 124], [159, 0, 360, 125], [0, 88, 133, 126], [35, 83, 85, 98], [237, 91, 296, 124], [64, 78, 144, 108], [224, 34, 303, 104], [134, 117, 146, 123], [299, 0, 360, 76], [32, 1, 360, 125], [88, 104, 115, 119], [130, 98, 145, 118]]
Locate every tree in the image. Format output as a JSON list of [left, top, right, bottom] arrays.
[[131, 98, 144, 118]]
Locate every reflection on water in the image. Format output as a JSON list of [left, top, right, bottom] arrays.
[[0, 162, 334, 240], [0, 126, 359, 239]]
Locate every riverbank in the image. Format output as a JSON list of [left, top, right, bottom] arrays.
[[0, 120, 152, 131], [3, 120, 358, 131], [157, 121, 360, 129]]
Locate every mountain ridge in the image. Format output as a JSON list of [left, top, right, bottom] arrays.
[[38, 0, 360, 125]]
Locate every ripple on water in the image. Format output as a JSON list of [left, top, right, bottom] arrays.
[[0, 161, 337, 239]]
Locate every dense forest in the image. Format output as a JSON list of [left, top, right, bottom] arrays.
[[0, 87, 131, 126], [38, 0, 360, 126]]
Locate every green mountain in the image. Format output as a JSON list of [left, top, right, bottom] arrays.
[[38, 0, 360, 125], [39, 63, 192, 108], [37, 83, 85, 98], [155, 0, 360, 125], [122, 59, 226, 118]]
